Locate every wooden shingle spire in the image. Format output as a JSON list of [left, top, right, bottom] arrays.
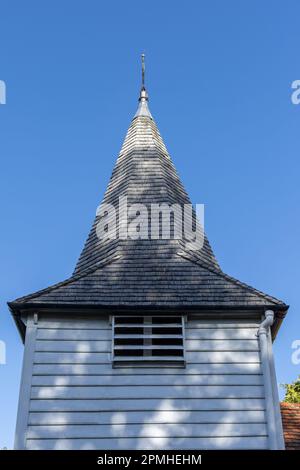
[[9, 59, 288, 337]]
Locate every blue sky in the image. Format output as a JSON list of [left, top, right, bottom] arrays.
[[0, 0, 299, 448]]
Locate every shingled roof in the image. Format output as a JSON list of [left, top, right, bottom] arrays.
[[8, 79, 288, 330]]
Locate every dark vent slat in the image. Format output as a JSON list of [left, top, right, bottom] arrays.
[[114, 323, 182, 328], [114, 334, 183, 339], [113, 315, 185, 367], [114, 345, 184, 350], [114, 356, 185, 362]]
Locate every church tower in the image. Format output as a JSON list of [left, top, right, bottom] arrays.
[[9, 58, 288, 450]]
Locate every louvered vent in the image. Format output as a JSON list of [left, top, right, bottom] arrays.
[[112, 315, 185, 367]]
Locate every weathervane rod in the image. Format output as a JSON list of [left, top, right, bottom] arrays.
[[141, 53, 145, 89]]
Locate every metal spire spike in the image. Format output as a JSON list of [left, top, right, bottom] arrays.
[[139, 53, 148, 102], [141, 53, 145, 89], [135, 53, 152, 118]]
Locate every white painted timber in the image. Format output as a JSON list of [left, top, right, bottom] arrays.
[[29, 397, 266, 412], [32, 362, 262, 375], [35, 340, 111, 352], [36, 317, 109, 329], [185, 328, 258, 340], [30, 385, 264, 400], [18, 315, 269, 450], [31, 374, 263, 386], [36, 329, 111, 341], [34, 351, 260, 364], [28, 409, 266, 425], [14, 314, 37, 450], [34, 339, 259, 352], [26, 422, 267, 439], [26, 436, 268, 450]]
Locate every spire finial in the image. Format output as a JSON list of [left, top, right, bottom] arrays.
[[141, 53, 145, 89], [139, 53, 148, 102], [135, 53, 152, 118]]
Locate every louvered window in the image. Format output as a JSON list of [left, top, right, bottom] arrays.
[[112, 315, 185, 367]]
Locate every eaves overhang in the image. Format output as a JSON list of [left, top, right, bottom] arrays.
[[8, 301, 288, 343]]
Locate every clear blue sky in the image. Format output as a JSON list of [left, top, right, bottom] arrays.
[[0, 0, 299, 449]]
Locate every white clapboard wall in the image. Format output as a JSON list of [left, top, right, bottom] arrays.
[[20, 314, 267, 450]]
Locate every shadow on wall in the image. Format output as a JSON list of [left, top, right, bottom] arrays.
[[23, 332, 267, 450]]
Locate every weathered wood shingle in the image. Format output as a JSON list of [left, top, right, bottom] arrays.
[[9, 95, 287, 311]]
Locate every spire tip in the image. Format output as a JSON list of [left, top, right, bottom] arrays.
[[139, 53, 148, 102], [135, 54, 151, 117], [141, 53, 145, 89]]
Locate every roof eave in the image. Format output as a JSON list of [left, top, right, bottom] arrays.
[[8, 301, 288, 343], [7, 303, 26, 343]]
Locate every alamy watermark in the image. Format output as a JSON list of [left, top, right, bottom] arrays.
[[291, 339, 300, 365], [0, 80, 6, 104], [0, 340, 6, 365], [291, 80, 300, 105], [95, 197, 205, 251]]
